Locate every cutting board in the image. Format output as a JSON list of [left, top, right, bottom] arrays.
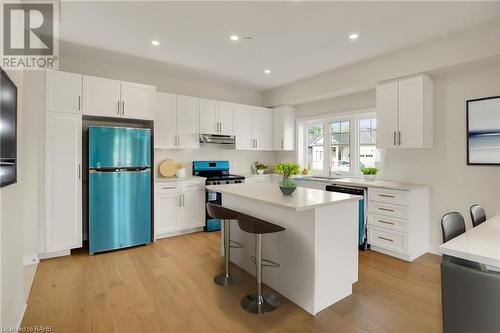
[[159, 159, 178, 177]]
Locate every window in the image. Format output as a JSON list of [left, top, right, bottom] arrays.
[[307, 123, 324, 173], [299, 111, 380, 176], [359, 118, 380, 171]]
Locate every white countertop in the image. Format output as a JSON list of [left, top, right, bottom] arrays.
[[295, 177, 428, 191], [440, 215, 500, 268], [205, 182, 362, 212], [155, 176, 205, 183]]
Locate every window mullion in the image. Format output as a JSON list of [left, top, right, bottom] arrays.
[[323, 120, 331, 177]]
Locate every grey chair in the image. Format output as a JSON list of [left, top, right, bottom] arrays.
[[441, 212, 466, 243], [470, 204, 486, 228], [206, 203, 242, 286], [236, 212, 285, 314], [441, 255, 500, 333]]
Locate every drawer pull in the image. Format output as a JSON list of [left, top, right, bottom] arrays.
[[379, 207, 395, 212], [378, 220, 394, 225], [379, 194, 395, 198], [162, 186, 176, 190], [378, 236, 394, 242]]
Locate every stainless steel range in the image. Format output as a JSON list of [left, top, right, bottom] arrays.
[[192, 161, 244, 231]]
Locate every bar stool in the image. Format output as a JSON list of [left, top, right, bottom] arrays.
[[236, 212, 285, 314], [206, 203, 242, 286]]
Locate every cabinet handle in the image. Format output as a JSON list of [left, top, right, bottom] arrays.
[[379, 207, 395, 212], [219, 122, 222, 133], [379, 194, 395, 198], [393, 131, 397, 146], [78, 96, 81, 111], [177, 135, 180, 146], [117, 100, 120, 115], [122, 101, 125, 115], [182, 194, 185, 206], [178, 195, 182, 207], [281, 139, 284, 149], [378, 220, 394, 225], [398, 131, 401, 146], [378, 236, 394, 242], [78, 164, 81, 179], [162, 186, 176, 190]]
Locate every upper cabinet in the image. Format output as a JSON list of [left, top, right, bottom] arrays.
[[199, 99, 235, 135], [155, 93, 200, 149], [273, 105, 295, 150], [235, 105, 273, 151], [45, 70, 82, 113], [376, 74, 433, 149], [82, 75, 155, 120]]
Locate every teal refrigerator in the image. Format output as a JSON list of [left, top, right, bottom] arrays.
[[88, 126, 151, 254]]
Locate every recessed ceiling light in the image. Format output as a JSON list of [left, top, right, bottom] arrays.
[[230, 35, 239, 41], [244, 36, 253, 41], [264, 69, 271, 74], [151, 40, 160, 46], [349, 33, 359, 40]]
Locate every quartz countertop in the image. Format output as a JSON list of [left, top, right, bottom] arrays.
[[155, 176, 205, 183], [293, 177, 428, 191], [205, 182, 362, 212], [440, 214, 500, 268]]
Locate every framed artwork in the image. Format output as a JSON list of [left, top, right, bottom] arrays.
[[467, 96, 500, 165]]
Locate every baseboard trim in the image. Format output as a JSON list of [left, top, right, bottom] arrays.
[[155, 227, 204, 240], [23, 254, 40, 266], [38, 250, 70, 260]]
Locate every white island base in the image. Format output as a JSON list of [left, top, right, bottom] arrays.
[[207, 183, 361, 315]]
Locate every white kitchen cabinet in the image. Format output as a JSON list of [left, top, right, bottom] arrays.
[[121, 81, 155, 120], [45, 112, 82, 252], [272, 105, 295, 150], [82, 75, 121, 118], [154, 181, 205, 239], [45, 70, 82, 114], [155, 193, 181, 234], [376, 74, 433, 149], [199, 99, 234, 135], [83, 76, 155, 120], [235, 105, 273, 150], [155, 93, 200, 149]]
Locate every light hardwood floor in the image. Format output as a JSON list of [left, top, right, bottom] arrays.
[[22, 232, 442, 333]]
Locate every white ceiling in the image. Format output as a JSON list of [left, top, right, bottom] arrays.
[[59, 1, 499, 90]]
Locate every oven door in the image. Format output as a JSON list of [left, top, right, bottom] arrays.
[[205, 189, 222, 232]]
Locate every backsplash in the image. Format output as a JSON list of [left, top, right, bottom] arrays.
[[154, 144, 276, 178]]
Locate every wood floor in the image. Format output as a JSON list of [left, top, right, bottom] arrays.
[[22, 232, 442, 333]]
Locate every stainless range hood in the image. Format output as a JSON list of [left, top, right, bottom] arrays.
[[199, 134, 235, 145]]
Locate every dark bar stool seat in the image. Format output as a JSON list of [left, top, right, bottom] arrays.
[[206, 203, 242, 286], [470, 204, 486, 228], [236, 212, 285, 314]]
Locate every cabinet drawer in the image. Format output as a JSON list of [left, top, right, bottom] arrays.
[[368, 188, 409, 206], [368, 201, 409, 219], [182, 182, 205, 192], [368, 226, 408, 254], [155, 183, 180, 195], [368, 213, 408, 232]]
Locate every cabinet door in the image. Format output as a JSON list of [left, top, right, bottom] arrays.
[[176, 95, 200, 149], [155, 194, 182, 236], [253, 107, 273, 150], [181, 190, 204, 229], [199, 98, 218, 134], [273, 107, 285, 150], [45, 71, 82, 113], [398, 77, 424, 148], [282, 107, 296, 150], [218, 101, 235, 135], [376, 81, 399, 148], [45, 112, 82, 252], [82, 75, 121, 118], [121, 81, 155, 120], [234, 104, 254, 150], [154, 92, 177, 149]]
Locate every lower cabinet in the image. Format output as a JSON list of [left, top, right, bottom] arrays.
[[154, 181, 205, 239]]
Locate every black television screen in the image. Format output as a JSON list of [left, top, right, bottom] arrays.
[[0, 69, 17, 187]]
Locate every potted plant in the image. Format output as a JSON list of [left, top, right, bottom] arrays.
[[274, 162, 300, 195], [254, 162, 269, 175], [361, 167, 379, 181]]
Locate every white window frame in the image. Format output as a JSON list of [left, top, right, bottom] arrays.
[[297, 108, 377, 177]]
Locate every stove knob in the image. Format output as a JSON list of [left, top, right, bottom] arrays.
[[216, 181, 220, 185], [226, 181, 230, 184]]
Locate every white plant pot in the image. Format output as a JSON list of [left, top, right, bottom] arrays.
[[364, 174, 376, 181], [256, 169, 265, 175]]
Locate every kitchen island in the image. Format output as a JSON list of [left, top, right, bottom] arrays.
[[205, 182, 362, 315]]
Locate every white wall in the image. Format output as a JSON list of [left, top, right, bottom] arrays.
[[59, 41, 264, 106], [0, 70, 38, 329], [289, 60, 500, 253]]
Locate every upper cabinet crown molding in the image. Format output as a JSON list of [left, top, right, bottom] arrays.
[[376, 74, 433, 149]]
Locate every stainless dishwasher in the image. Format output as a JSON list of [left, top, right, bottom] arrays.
[[325, 184, 369, 250]]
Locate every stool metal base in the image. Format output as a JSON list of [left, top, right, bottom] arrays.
[[240, 292, 280, 314], [213, 273, 239, 286]]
